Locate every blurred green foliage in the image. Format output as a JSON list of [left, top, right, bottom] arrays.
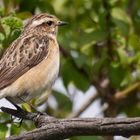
[[0, 0, 140, 140]]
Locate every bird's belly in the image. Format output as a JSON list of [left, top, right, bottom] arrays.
[[3, 50, 59, 103]]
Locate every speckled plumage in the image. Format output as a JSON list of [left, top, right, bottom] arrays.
[[0, 13, 65, 103]]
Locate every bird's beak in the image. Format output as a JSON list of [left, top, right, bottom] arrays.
[[56, 21, 68, 26]]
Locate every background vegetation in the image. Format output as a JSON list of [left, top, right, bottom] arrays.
[[0, 0, 140, 140]]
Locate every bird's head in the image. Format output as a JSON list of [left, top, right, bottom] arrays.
[[24, 13, 67, 35]]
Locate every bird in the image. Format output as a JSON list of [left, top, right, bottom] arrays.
[[0, 13, 67, 108]]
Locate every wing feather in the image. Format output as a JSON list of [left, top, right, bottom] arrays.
[[0, 35, 49, 90]]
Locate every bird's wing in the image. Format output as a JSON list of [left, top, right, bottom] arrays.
[[0, 35, 49, 90]]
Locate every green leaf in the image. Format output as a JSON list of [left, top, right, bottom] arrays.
[[21, 121, 35, 131], [109, 61, 126, 88], [74, 53, 87, 68], [10, 124, 21, 135], [92, 54, 109, 75], [117, 48, 128, 65], [112, 18, 129, 36], [0, 124, 8, 139], [16, 12, 32, 20], [62, 59, 90, 91], [22, 103, 32, 112], [0, 7, 4, 16], [0, 33, 5, 43], [120, 70, 133, 87], [53, 91, 72, 116], [0, 112, 11, 121], [1, 16, 23, 30], [0, 16, 22, 49], [120, 100, 140, 117], [111, 7, 131, 23], [8, 28, 21, 44], [38, 1, 55, 13], [0, 22, 6, 35], [79, 29, 107, 46], [111, 8, 131, 36], [128, 34, 140, 52], [19, 0, 38, 12]]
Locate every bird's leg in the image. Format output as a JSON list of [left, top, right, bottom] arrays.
[[5, 97, 23, 112]]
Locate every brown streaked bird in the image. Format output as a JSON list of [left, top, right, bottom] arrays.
[[0, 13, 67, 105]]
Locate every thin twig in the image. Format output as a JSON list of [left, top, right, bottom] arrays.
[[114, 82, 140, 100], [68, 93, 99, 118]]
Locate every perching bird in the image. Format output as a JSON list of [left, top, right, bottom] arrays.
[[0, 13, 67, 106]]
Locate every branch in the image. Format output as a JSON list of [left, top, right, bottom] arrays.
[[2, 107, 140, 140], [114, 82, 140, 100], [6, 117, 140, 140], [68, 93, 99, 118], [127, 0, 135, 16]]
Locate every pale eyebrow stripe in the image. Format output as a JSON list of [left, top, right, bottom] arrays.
[[32, 17, 54, 26], [24, 14, 55, 28]]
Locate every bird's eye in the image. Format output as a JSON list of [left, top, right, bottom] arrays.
[[46, 21, 53, 26]]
